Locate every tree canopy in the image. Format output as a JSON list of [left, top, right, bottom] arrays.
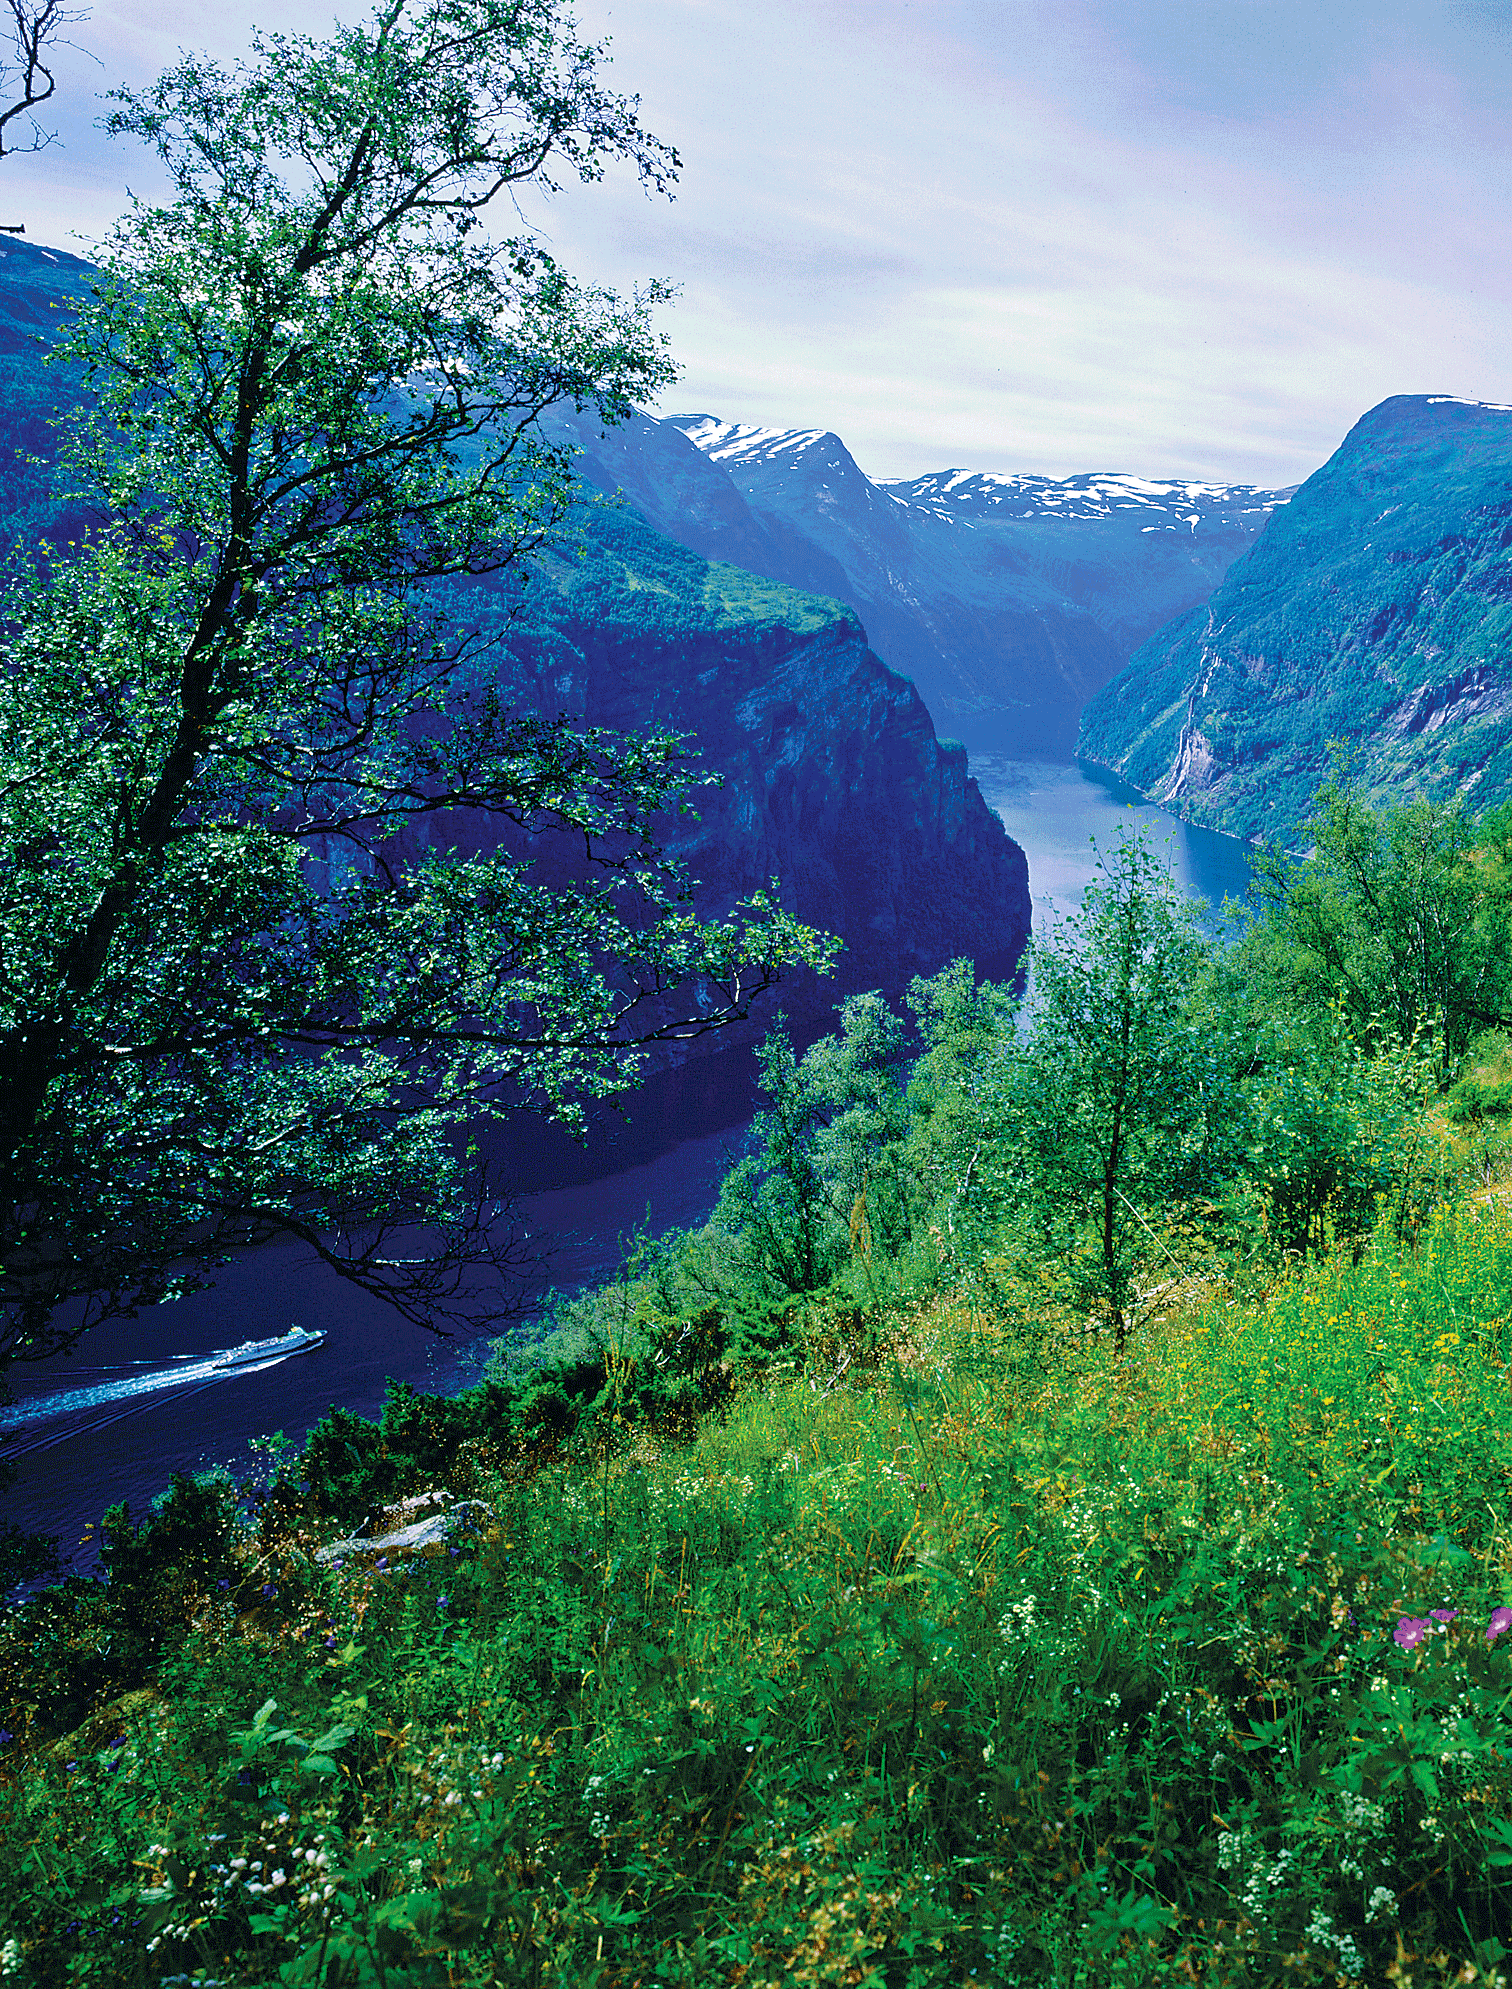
[[1243, 773, 1512, 1082], [0, 0, 831, 1365]]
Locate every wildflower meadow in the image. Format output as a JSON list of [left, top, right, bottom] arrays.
[[7, 820, 1512, 1984]]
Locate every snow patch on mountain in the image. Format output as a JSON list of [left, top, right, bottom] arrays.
[[672, 416, 840, 467], [671, 414, 1293, 533], [1425, 396, 1512, 413], [883, 468, 1293, 529]]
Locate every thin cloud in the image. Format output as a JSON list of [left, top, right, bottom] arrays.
[[9, 0, 1512, 484]]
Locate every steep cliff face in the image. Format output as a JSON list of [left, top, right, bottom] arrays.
[[430, 500, 1031, 1174], [466, 501, 1031, 1014], [547, 406, 1289, 760], [1079, 396, 1512, 845]]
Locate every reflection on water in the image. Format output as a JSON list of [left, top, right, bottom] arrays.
[[971, 754, 1255, 935]]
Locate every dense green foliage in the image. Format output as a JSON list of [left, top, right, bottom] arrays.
[[6, 1191, 1512, 1984], [1007, 840, 1230, 1345], [0, 0, 831, 1366], [1080, 394, 1512, 843], [1238, 774, 1512, 1082], [9, 794, 1511, 1981]]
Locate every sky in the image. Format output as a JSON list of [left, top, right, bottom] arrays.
[[7, 0, 1512, 486]]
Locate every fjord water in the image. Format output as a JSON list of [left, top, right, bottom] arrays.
[[0, 1126, 740, 1570], [2, 756, 1253, 1570], [972, 754, 1254, 934]]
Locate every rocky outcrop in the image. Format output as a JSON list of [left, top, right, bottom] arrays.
[[439, 501, 1033, 1176], [1079, 396, 1512, 845], [317, 1492, 490, 1565], [553, 408, 1290, 759]]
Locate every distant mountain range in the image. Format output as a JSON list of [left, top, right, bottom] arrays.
[[557, 407, 1292, 757], [1079, 395, 1512, 845]]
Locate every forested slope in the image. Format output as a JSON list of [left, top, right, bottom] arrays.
[[1080, 395, 1512, 844]]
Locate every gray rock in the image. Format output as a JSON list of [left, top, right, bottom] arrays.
[[318, 1499, 491, 1565]]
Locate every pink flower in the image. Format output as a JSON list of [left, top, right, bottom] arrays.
[[1487, 1606, 1512, 1644], [1394, 1616, 1432, 1650]]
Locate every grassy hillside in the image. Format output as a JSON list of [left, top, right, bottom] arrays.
[[6, 812, 1512, 1986], [528, 503, 851, 642], [4, 1186, 1512, 1985]]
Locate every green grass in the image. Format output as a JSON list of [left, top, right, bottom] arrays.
[[6, 1198, 1512, 1985]]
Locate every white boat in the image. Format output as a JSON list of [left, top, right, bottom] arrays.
[[208, 1325, 325, 1373]]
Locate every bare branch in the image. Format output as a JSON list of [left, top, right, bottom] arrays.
[[0, 0, 85, 160]]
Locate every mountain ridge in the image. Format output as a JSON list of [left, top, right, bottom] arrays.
[[676, 412, 1290, 529], [1077, 393, 1512, 845], [571, 408, 1295, 756]]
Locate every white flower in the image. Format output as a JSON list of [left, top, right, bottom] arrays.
[[1367, 1886, 1397, 1923], [1336, 1791, 1385, 1832], [0, 1938, 21, 1979]]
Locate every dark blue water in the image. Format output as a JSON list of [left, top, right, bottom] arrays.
[[1, 754, 1253, 1570], [1, 1127, 739, 1570]]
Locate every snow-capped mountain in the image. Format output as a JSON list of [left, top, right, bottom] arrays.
[[676, 418, 844, 468], [886, 467, 1287, 532], [652, 414, 1293, 755], [678, 418, 1285, 533]]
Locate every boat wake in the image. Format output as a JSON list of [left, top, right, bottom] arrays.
[[0, 1326, 325, 1460]]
